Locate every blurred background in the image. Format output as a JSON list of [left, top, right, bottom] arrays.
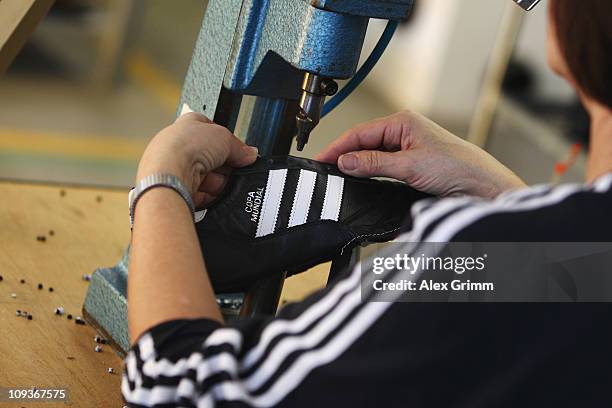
[[0, 0, 588, 187]]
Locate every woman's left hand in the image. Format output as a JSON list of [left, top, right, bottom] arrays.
[[136, 112, 258, 207]]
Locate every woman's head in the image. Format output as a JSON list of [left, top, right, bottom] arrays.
[[547, 0, 612, 109]]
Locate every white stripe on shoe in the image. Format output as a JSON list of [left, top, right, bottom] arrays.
[[256, 169, 288, 237], [288, 170, 317, 228], [320, 175, 344, 221]]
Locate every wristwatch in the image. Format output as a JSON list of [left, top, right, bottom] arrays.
[[128, 173, 195, 228]]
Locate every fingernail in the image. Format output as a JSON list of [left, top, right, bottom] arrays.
[[246, 146, 259, 156], [340, 154, 358, 171]]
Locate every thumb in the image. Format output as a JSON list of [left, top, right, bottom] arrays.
[[225, 135, 259, 168], [337, 150, 406, 179]]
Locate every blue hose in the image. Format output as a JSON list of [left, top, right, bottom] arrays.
[[321, 20, 399, 118]]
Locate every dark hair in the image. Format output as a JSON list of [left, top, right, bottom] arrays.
[[550, 0, 612, 108]]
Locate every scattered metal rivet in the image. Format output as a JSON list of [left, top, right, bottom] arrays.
[[16, 310, 22, 316], [94, 345, 102, 353], [36, 235, 47, 242], [107, 367, 114, 374], [49, 287, 54, 292], [75, 316, 85, 325], [27, 315, 32, 320], [67, 314, 72, 320], [10, 293, 16, 298], [0, 275, 3, 281], [82, 274, 92, 282], [55, 307, 64, 316], [37, 283, 43, 290], [94, 335, 101, 343], [20, 279, 25, 284], [100, 338, 108, 345]]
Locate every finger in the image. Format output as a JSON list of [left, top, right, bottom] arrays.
[[314, 120, 383, 163], [192, 124, 257, 171], [212, 164, 233, 176], [193, 191, 219, 208], [315, 115, 401, 163], [198, 172, 228, 196], [337, 150, 412, 180], [223, 134, 259, 168], [192, 191, 208, 209], [201, 194, 218, 206]]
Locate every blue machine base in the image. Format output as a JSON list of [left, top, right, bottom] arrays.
[[83, 249, 244, 355], [83, 251, 130, 354]]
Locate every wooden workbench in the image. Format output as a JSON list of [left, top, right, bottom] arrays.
[[0, 181, 327, 407]]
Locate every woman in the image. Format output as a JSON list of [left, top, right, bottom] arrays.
[[123, 1, 612, 407]]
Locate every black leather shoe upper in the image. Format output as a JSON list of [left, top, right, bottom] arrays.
[[196, 155, 432, 292]]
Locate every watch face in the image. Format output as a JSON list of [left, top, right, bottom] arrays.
[[512, 0, 542, 11]]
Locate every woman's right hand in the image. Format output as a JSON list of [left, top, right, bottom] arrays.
[[315, 110, 526, 198]]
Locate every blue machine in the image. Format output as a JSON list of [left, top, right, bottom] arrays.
[[83, 0, 414, 353]]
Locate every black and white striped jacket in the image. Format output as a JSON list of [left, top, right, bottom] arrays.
[[122, 174, 612, 408]]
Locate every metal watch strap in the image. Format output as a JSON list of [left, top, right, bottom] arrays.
[[129, 173, 195, 227]]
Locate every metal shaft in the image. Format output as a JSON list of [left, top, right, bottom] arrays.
[[295, 72, 338, 150]]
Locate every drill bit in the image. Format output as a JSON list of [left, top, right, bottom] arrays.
[[295, 73, 338, 151], [295, 110, 315, 151]]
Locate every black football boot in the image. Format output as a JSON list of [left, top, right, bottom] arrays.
[[195, 156, 433, 292]]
